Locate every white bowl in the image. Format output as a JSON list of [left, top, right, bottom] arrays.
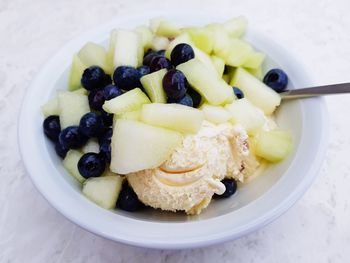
[[18, 13, 329, 249]]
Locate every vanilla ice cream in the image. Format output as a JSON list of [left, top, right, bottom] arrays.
[[127, 121, 259, 215]]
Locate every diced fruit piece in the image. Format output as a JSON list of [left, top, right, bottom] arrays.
[[113, 30, 142, 68], [81, 66, 106, 91], [210, 56, 225, 77], [201, 104, 231, 124], [168, 94, 193, 107], [140, 68, 167, 103], [68, 54, 86, 91], [141, 103, 204, 133], [41, 97, 59, 117], [223, 16, 247, 37], [176, 59, 234, 105], [111, 120, 183, 174], [58, 91, 90, 128], [155, 20, 181, 37], [170, 43, 195, 66], [263, 68, 288, 93], [242, 52, 265, 69], [209, 25, 232, 56], [182, 27, 214, 54], [165, 33, 192, 58], [152, 36, 170, 51], [117, 182, 144, 211], [83, 175, 124, 209], [77, 42, 110, 73], [63, 150, 86, 183], [214, 179, 237, 198], [149, 56, 172, 72], [103, 88, 150, 115], [117, 110, 141, 121], [218, 39, 253, 67], [149, 17, 163, 33], [231, 68, 281, 114], [78, 153, 106, 178], [225, 98, 265, 135], [134, 26, 153, 51], [247, 66, 263, 80], [113, 66, 141, 91], [81, 139, 100, 154], [59, 126, 87, 149], [43, 115, 61, 142], [255, 130, 293, 162], [107, 29, 117, 71], [73, 88, 88, 95], [162, 69, 187, 100]]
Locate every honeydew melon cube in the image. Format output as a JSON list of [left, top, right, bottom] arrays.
[[41, 97, 59, 117], [156, 20, 181, 37], [223, 39, 253, 67], [210, 56, 225, 77], [107, 29, 117, 71], [117, 110, 141, 121], [82, 175, 124, 209], [242, 52, 265, 69], [201, 104, 231, 124], [149, 17, 163, 33], [63, 150, 85, 183], [134, 26, 153, 51], [141, 103, 204, 134], [103, 88, 150, 115], [77, 42, 110, 73], [182, 27, 214, 54], [68, 54, 86, 91], [81, 139, 100, 154], [223, 16, 248, 37], [111, 120, 183, 174], [152, 36, 170, 51], [113, 30, 142, 68], [140, 68, 167, 103], [230, 68, 281, 114], [246, 66, 263, 80]]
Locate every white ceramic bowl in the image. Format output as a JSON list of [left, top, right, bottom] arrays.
[[18, 13, 329, 249]]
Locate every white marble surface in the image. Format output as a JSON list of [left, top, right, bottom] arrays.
[[1, 0, 350, 262]]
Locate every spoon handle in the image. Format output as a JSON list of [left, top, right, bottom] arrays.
[[280, 82, 350, 99]]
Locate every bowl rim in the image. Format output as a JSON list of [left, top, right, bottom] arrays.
[[18, 12, 329, 249]]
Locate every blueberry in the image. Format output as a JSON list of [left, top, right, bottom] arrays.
[[214, 179, 237, 198], [54, 142, 68, 159], [233, 87, 244, 99], [187, 87, 202, 108], [98, 127, 113, 144], [113, 66, 141, 91], [103, 84, 122, 100], [102, 74, 112, 86], [99, 141, 111, 163], [88, 89, 105, 111], [170, 43, 195, 66], [59, 126, 87, 149], [137, 65, 150, 77], [168, 94, 193, 107], [101, 110, 113, 127], [263, 68, 288, 92], [81, 66, 106, 91], [79, 112, 106, 138], [150, 56, 173, 72], [43, 115, 61, 142], [117, 183, 144, 211], [143, 50, 165, 66], [162, 69, 188, 100], [78, 153, 105, 178]]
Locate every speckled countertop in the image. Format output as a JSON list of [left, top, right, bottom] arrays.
[[1, 0, 350, 262]]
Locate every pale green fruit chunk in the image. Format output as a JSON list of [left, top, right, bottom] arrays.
[[134, 26, 153, 51], [140, 69, 167, 103], [111, 120, 183, 174], [211, 56, 225, 77], [255, 130, 293, 162], [58, 91, 90, 128], [41, 97, 59, 117], [102, 88, 150, 115], [230, 67, 281, 115], [81, 139, 100, 154], [225, 98, 265, 135], [223, 16, 248, 37], [68, 54, 86, 91], [155, 20, 181, 37], [201, 104, 231, 124], [151, 36, 170, 51], [176, 59, 234, 106], [246, 66, 263, 80], [63, 150, 85, 183], [242, 52, 265, 69], [83, 176, 124, 209], [220, 39, 253, 67], [77, 42, 110, 73], [182, 27, 214, 54], [141, 103, 204, 134]]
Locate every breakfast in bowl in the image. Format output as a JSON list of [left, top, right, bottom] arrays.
[[41, 17, 293, 215]]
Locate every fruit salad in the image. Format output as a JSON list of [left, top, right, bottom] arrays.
[[42, 17, 293, 214]]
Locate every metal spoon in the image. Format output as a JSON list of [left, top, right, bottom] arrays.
[[280, 82, 350, 100]]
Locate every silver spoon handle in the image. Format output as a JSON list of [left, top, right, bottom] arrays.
[[280, 82, 350, 99]]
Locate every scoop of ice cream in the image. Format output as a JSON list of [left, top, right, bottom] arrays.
[[127, 121, 258, 215]]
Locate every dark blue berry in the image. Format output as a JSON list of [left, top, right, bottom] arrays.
[[113, 66, 141, 91], [233, 87, 244, 99], [137, 65, 150, 77], [170, 44, 195, 66], [43, 115, 61, 142], [162, 69, 188, 100], [59, 126, 87, 149], [81, 66, 106, 91], [103, 84, 122, 100], [187, 87, 202, 108], [99, 142, 111, 163], [150, 56, 173, 72], [79, 112, 106, 138], [263, 68, 288, 93], [117, 183, 144, 211], [101, 110, 113, 127], [78, 153, 105, 178], [88, 89, 105, 111], [214, 179, 237, 198], [54, 142, 68, 159], [102, 74, 112, 86], [98, 128, 113, 144], [168, 94, 193, 107], [143, 50, 165, 66]]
